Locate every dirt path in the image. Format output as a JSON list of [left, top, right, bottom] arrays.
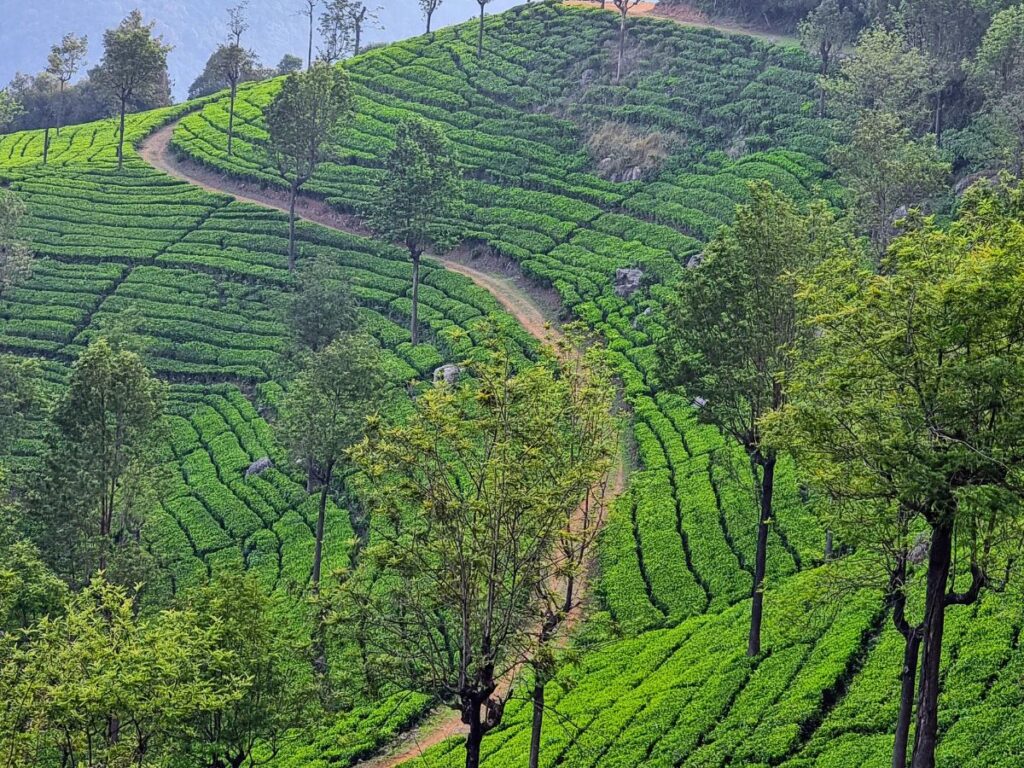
[[566, 0, 797, 44], [138, 120, 629, 768]]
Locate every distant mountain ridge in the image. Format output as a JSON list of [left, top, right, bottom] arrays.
[[0, 0, 520, 101]]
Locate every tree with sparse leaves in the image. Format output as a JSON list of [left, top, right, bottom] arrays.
[[45, 33, 88, 135], [94, 11, 172, 170], [611, 0, 644, 82], [660, 182, 856, 657], [264, 63, 352, 270], [799, 0, 856, 115], [367, 116, 461, 345], [421, 0, 443, 33], [347, 326, 614, 768]]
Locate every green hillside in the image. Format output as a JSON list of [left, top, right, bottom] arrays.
[[2, 2, 1023, 768]]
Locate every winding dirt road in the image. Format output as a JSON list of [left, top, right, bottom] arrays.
[[137, 121, 627, 768]]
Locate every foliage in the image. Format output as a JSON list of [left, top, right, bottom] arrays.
[[188, 44, 264, 100], [0, 189, 33, 301], [288, 256, 360, 354]]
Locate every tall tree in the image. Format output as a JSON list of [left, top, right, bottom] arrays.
[[45, 339, 165, 578], [187, 45, 262, 100], [278, 334, 384, 594], [287, 256, 359, 355], [611, 0, 643, 83], [0, 356, 38, 462], [225, 2, 250, 157], [94, 10, 172, 171], [660, 182, 854, 656], [348, 2, 381, 57], [302, 0, 320, 70], [318, 0, 355, 64], [367, 117, 461, 345], [348, 327, 612, 768], [263, 63, 351, 270], [474, 0, 494, 57], [527, 327, 618, 768], [0, 89, 22, 133], [799, 0, 856, 116], [0, 190, 33, 302], [421, 0, 443, 33], [45, 33, 88, 135], [829, 110, 949, 254], [765, 179, 1024, 768], [277, 53, 304, 74]]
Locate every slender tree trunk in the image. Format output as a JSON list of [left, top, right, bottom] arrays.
[[410, 248, 421, 345], [354, 13, 363, 57], [748, 453, 775, 657], [910, 519, 953, 768], [58, 81, 65, 135], [308, 12, 314, 70], [893, 631, 921, 768], [117, 99, 127, 171], [529, 680, 545, 768], [311, 466, 333, 593], [616, 12, 627, 83], [824, 529, 833, 559], [477, 2, 485, 57], [288, 182, 298, 271], [227, 83, 237, 156], [43, 126, 50, 165], [933, 89, 943, 145], [426, 10, 433, 33]]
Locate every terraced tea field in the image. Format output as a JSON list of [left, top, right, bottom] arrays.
[[2, 3, 1023, 767]]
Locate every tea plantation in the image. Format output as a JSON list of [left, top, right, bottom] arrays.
[[2, 2, 1022, 767]]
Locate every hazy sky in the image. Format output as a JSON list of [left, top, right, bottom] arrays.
[[0, 0, 523, 100]]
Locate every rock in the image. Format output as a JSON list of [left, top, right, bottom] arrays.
[[686, 252, 704, 269], [614, 267, 644, 298], [692, 396, 708, 409], [624, 166, 644, 183], [433, 364, 462, 386], [954, 169, 1000, 197], [580, 68, 595, 87], [245, 457, 273, 479], [631, 306, 653, 329], [889, 205, 909, 225], [908, 533, 930, 565]]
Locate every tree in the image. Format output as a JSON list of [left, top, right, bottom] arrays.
[[0, 576, 240, 768], [348, 327, 614, 768], [0, 88, 22, 133], [764, 179, 1024, 768], [186, 572, 316, 768], [45, 33, 87, 135], [971, 4, 1024, 174], [829, 110, 949, 254], [421, 0, 443, 33], [527, 327, 618, 768], [367, 117, 461, 345], [187, 44, 262, 100], [474, 0, 495, 57], [799, 0, 856, 115], [660, 182, 854, 656], [225, 2, 251, 157], [318, 0, 355, 64], [45, 339, 165, 579], [277, 53, 304, 74], [264, 63, 352, 270], [278, 335, 384, 594], [287, 257, 359, 354], [94, 10, 172, 170], [301, 0, 320, 71], [0, 356, 38, 463], [348, 2, 381, 57], [0, 189, 33, 302], [824, 26, 936, 134], [611, 0, 644, 83]]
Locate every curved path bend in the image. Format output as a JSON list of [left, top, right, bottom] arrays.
[[138, 120, 628, 768]]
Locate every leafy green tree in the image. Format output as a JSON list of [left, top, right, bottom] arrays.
[[94, 10, 172, 170], [0, 88, 22, 132], [225, 3, 252, 157], [0, 356, 38, 463], [660, 182, 855, 656], [824, 26, 936, 133], [474, 0, 495, 57], [278, 334, 384, 593], [799, 0, 856, 115], [288, 256, 359, 355], [829, 110, 950, 253], [187, 45, 263, 100], [44, 339, 165, 580], [45, 33, 87, 135], [264, 63, 352, 270], [367, 116, 461, 345], [971, 4, 1024, 173], [764, 179, 1024, 768], [0, 576, 240, 768], [348, 327, 616, 768], [0, 189, 33, 301], [277, 53, 304, 74], [186, 571, 316, 768]]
